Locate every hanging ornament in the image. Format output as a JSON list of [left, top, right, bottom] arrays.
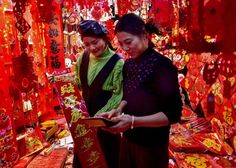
[[117, 0, 131, 16], [13, 0, 26, 18], [130, 0, 140, 11], [91, 4, 103, 21], [36, 0, 54, 23], [216, 53, 236, 98], [13, 0, 31, 35], [151, 0, 172, 27], [203, 62, 219, 85], [216, 53, 236, 78], [203, 0, 224, 41]]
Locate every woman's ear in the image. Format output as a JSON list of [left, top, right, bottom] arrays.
[[142, 32, 149, 44]]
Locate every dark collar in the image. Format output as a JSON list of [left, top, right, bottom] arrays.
[[133, 46, 154, 62]]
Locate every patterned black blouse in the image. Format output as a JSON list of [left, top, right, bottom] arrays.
[[123, 47, 182, 147]]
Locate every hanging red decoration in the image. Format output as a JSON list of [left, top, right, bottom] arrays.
[[36, 0, 54, 23], [45, 1, 65, 73], [216, 53, 236, 78], [203, 0, 224, 41], [54, 69, 108, 168], [91, 4, 103, 21], [13, 0, 31, 35], [130, 0, 140, 11], [151, 0, 172, 27], [117, 0, 131, 16], [203, 62, 219, 85]]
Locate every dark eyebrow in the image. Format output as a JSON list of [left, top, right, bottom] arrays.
[[124, 39, 132, 43], [91, 39, 98, 43]]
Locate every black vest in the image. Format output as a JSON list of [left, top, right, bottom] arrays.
[[80, 51, 121, 116]]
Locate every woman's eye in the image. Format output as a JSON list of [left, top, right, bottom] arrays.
[[125, 40, 131, 45], [92, 41, 98, 45]]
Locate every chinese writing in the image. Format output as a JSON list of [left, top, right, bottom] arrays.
[[185, 155, 207, 168], [81, 137, 94, 151], [64, 95, 80, 109], [61, 83, 75, 95], [87, 151, 100, 166], [47, 12, 62, 70], [75, 124, 89, 138], [70, 109, 84, 125], [223, 107, 233, 126], [203, 138, 221, 152]]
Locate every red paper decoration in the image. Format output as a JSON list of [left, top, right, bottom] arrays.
[[54, 69, 108, 168], [203, 0, 224, 40], [117, 0, 130, 16], [151, 0, 172, 27], [216, 53, 236, 78], [203, 62, 219, 85]]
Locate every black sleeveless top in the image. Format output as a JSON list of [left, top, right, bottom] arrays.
[[80, 51, 121, 116]]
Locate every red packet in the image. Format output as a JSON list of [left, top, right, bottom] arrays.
[[217, 101, 236, 139], [182, 118, 212, 134], [230, 135, 236, 154], [27, 148, 69, 168], [181, 106, 198, 121], [174, 153, 221, 168], [193, 133, 233, 155], [188, 75, 211, 110], [214, 155, 236, 168], [210, 117, 225, 140], [169, 134, 206, 153], [170, 123, 189, 134]]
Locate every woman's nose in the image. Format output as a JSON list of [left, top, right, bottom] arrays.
[[90, 45, 96, 50], [122, 45, 130, 51]]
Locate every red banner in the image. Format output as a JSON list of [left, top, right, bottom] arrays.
[[45, 1, 65, 73], [54, 69, 108, 168]]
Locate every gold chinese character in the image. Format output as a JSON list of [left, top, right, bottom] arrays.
[[203, 138, 221, 152], [185, 155, 207, 168], [61, 83, 75, 95], [70, 109, 84, 125], [64, 95, 80, 109], [81, 137, 94, 151], [223, 107, 233, 126], [173, 137, 192, 146], [75, 124, 89, 138], [87, 151, 100, 166]]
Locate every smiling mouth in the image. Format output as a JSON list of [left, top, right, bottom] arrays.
[[92, 50, 99, 53]]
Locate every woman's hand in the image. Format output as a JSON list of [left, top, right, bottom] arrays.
[[97, 109, 121, 120], [105, 114, 132, 133], [97, 100, 127, 119]]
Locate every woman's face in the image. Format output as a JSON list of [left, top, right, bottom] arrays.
[[116, 31, 148, 58], [82, 36, 106, 57]]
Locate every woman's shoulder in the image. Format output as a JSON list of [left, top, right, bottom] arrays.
[[151, 50, 172, 64], [151, 49, 178, 72]]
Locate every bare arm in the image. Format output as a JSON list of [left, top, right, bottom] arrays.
[[132, 112, 169, 128], [108, 111, 169, 133]]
